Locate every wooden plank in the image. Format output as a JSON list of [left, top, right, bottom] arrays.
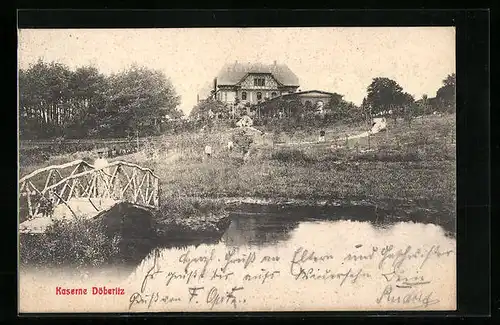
[[19, 159, 94, 183], [136, 173, 148, 204], [144, 172, 150, 205], [26, 189, 33, 218], [81, 174, 94, 197], [133, 172, 146, 202], [43, 160, 155, 193], [66, 178, 77, 202], [120, 167, 136, 199], [98, 170, 113, 198], [153, 177, 159, 207], [43, 170, 54, 192]]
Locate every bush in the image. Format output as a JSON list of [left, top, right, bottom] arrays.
[[19, 219, 121, 269], [354, 150, 421, 162], [155, 197, 230, 244], [232, 130, 254, 154], [271, 148, 311, 164]]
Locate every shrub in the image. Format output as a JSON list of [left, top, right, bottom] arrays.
[[232, 130, 254, 154], [155, 197, 230, 245], [271, 148, 311, 164], [19, 219, 121, 269]]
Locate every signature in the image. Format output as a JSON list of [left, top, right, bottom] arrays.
[[375, 284, 440, 309], [187, 286, 246, 310], [206, 286, 245, 310]]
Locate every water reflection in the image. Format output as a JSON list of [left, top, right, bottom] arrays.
[[221, 213, 301, 247]]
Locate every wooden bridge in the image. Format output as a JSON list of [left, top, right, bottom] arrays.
[[19, 160, 160, 232]]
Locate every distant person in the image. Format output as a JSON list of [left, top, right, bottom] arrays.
[[204, 145, 212, 158], [318, 130, 326, 143], [227, 141, 234, 151], [93, 149, 110, 198]]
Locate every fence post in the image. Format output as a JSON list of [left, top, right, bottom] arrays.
[[368, 134, 371, 150]]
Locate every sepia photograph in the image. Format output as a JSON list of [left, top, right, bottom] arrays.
[[18, 27, 457, 313]]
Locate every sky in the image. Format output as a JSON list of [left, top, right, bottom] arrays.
[[18, 27, 455, 115]]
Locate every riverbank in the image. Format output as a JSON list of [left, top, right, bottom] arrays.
[[19, 200, 231, 270], [128, 114, 455, 211], [18, 114, 456, 268]]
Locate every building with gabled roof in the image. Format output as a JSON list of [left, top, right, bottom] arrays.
[[200, 61, 300, 112]]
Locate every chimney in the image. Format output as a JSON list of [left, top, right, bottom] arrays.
[[274, 60, 277, 66]]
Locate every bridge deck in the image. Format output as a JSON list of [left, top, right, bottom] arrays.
[[19, 197, 119, 234]]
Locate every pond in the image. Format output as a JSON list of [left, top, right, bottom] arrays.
[[19, 209, 457, 312]]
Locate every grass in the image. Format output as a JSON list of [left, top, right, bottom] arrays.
[[19, 113, 456, 225], [18, 114, 456, 268], [19, 218, 122, 269], [20, 200, 231, 269], [127, 114, 455, 213]]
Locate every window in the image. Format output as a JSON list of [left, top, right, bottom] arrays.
[[241, 92, 247, 100], [257, 92, 262, 101], [271, 92, 277, 98], [253, 78, 265, 87]]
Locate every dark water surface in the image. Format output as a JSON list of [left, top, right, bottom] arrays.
[[19, 203, 455, 279]]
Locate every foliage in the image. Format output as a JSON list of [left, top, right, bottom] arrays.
[[435, 73, 456, 112], [19, 219, 121, 268], [231, 129, 254, 154], [270, 148, 311, 164], [189, 98, 230, 121], [365, 77, 415, 115], [19, 60, 182, 139], [101, 65, 181, 137]]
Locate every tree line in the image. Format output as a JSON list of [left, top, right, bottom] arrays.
[[19, 59, 455, 140], [188, 73, 456, 124], [19, 59, 183, 140]]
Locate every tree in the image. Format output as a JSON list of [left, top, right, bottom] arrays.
[[103, 65, 181, 136], [65, 65, 108, 138], [19, 60, 74, 138], [19, 60, 182, 139], [232, 129, 254, 160], [189, 98, 229, 121], [365, 77, 415, 116], [435, 73, 456, 112]]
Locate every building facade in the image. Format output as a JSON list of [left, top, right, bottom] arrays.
[[211, 61, 300, 111], [259, 90, 344, 118]]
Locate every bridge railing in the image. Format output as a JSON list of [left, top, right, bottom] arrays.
[[19, 161, 160, 220]]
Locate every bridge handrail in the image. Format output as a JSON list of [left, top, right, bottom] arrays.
[[41, 160, 159, 194], [19, 160, 95, 183]]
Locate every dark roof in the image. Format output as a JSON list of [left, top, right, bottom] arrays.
[[284, 90, 340, 97], [216, 62, 299, 86], [267, 90, 343, 102]]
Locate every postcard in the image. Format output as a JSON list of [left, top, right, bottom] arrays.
[[18, 27, 456, 313]]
